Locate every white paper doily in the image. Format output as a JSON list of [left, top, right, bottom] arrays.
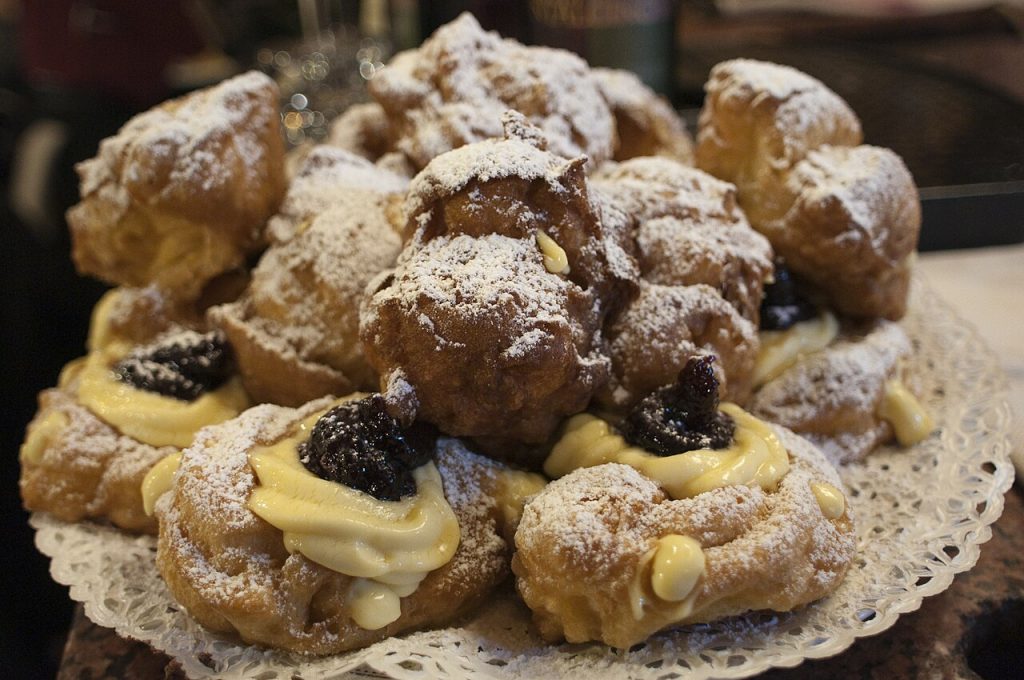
[[33, 279, 1016, 680]]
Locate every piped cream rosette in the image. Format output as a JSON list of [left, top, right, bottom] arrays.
[[150, 396, 542, 654], [513, 406, 856, 648]]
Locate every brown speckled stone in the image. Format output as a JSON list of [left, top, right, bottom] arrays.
[[59, 488, 1024, 679]]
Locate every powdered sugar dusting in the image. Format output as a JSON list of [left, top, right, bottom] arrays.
[[78, 71, 279, 205], [267, 146, 408, 244], [789, 145, 916, 248], [369, 12, 614, 168]]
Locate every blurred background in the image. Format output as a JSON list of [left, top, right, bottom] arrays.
[[1, 1, 1022, 677]]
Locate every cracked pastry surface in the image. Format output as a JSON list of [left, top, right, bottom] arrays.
[[211, 149, 405, 407], [67, 71, 286, 297], [368, 13, 615, 171], [592, 67, 694, 164], [362, 115, 637, 449]]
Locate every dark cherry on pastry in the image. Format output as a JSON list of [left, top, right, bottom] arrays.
[[621, 356, 735, 456], [114, 330, 234, 402], [759, 259, 818, 331], [300, 395, 437, 501]]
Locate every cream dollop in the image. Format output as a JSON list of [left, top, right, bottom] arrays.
[[877, 379, 934, 446]]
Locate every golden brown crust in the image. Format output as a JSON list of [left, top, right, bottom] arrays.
[[592, 158, 774, 323], [368, 14, 615, 170], [766, 146, 920, 320], [512, 428, 856, 648], [592, 68, 694, 164], [209, 148, 406, 406], [155, 402, 511, 654], [67, 72, 286, 297], [695, 60, 918, 320], [362, 234, 610, 445]]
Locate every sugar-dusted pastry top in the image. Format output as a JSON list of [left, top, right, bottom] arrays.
[[362, 232, 609, 445], [68, 71, 286, 295], [602, 281, 759, 408], [697, 58, 862, 178], [750, 320, 923, 464], [369, 13, 615, 170], [266, 146, 407, 244], [212, 185, 402, 406]]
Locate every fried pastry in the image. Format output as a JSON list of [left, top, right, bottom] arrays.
[[695, 59, 918, 320], [151, 395, 543, 654], [762, 145, 920, 320], [362, 232, 610, 449], [600, 281, 759, 410], [750, 320, 933, 465], [67, 71, 286, 297], [592, 68, 694, 164], [20, 328, 249, 532], [362, 115, 640, 449], [592, 157, 773, 323], [211, 188, 402, 407], [368, 13, 615, 170], [515, 360, 855, 648]]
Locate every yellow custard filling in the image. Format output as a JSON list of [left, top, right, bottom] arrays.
[[536, 230, 570, 275], [75, 351, 250, 449], [810, 481, 846, 520], [877, 379, 935, 446], [628, 534, 706, 622], [753, 311, 839, 388], [141, 451, 183, 515], [246, 403, 461, 630], [20, 411, 70, 465], [545, 403, 790, 500]]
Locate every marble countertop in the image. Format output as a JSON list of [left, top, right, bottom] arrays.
[[917, 244, 1024, 476]]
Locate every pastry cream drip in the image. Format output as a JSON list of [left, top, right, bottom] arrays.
[[628, 536, 705, 622], [753, 311, 839, 387], [877, 379, 934, 446], [141, 452, 183, 515], [246, 404, 460, 630], [810, 481, 846, 520], [536, 230, 570, 275], [76, 352, 250, 449], [20, 411, 70, 465], [650, 535, 705, 602], [546, 403, 790, 499]]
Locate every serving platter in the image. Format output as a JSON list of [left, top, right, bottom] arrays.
[[33, 278, 1015, 679]]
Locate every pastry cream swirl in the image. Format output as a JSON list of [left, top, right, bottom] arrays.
[[75, 351, 250, 449], [545, 403, 790, 500], [754, 311, 839, 387], [246, 404, 461, 629]]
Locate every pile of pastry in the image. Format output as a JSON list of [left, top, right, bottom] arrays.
[[20, 13, 934, 656]]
